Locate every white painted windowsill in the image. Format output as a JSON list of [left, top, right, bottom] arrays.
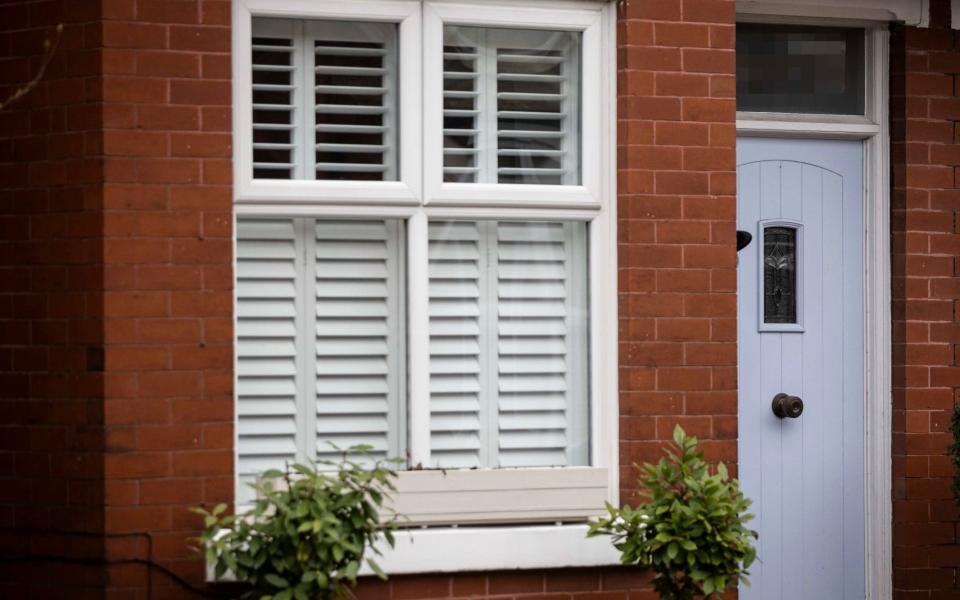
[[207, 524, 623, 581], [364, 524, 622, 575]]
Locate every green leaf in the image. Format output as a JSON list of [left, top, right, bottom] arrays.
[[264, 573, 289, 589], [367, 558, 387, 579], [667, 542, 679, 559], [673, 424, 686, 446]]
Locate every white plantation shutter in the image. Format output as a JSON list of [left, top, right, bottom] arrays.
[[236, 217, 404, 505], [310, 21, 398, 181], [496, 222, 588, 466], [314, 220, 405, 462], [428, 221, 486, 468], [428, 221, 588, 470], [442, 27, 580, 185], [441, 31, 484, 183], [251, 20, 302, 179], [236, 219, 302, 504], [251, 18, 398, 182]]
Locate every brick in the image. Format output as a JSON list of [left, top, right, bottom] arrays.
[[655, 72, 709, 97], [169, 25, 230, 52], [138, 0, 200, 24], [137, 105, 200, 131], [102, 21, 167, 49], [170, 80, 231, 105], [170, 133, 231, 158], [135, 51, 201, 78], [654, 23, 710, 48], [681, 0, 735, 23], [103, 131, 168, 157]]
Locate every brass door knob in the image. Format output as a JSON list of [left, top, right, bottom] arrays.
[[772, 393, 803, 419]]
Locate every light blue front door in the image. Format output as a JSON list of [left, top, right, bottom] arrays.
[[737, 138, 865, 599]]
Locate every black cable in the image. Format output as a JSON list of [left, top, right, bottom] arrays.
[[0, 555, 233, 599], [0, 529, 241, 599]]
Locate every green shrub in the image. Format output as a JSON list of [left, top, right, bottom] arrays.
[[588, 426, 757, 600], [949, 402, 960, 506], [194, 449, 398, 600]]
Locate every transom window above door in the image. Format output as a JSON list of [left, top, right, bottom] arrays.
[[232, 0, 616, 528], [736, 24, 866, 116]]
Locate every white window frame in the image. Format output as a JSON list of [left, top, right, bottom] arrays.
[[234, 0, 422, 205], [232, 0, 618, 571], [423, 1, 603, 208]]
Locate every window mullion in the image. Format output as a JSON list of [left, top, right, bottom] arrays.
[[407, 211, 432, 467], [296, 22, 314, 180], [296, 217, 318, 465], [480, 220, 500, 467], [566, 222, 589, 465], [481, 32, 498, 184], [386, 220, 407, 463]]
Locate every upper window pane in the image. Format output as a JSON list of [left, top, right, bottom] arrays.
[[736, 24, 865, 115], [252, 18, 399, 181], [443, 26, 581, 185]]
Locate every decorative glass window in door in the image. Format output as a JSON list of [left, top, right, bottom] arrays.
[[763, 225, 797, 324]]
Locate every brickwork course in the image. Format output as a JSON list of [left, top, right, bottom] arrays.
[[0, 0, 958, 598], [891, 4, 960, 597]]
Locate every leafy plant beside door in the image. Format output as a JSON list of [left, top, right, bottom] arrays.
[[588, 426, 757, 600], [194, 448, 399, 600]]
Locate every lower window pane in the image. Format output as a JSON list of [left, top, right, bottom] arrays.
[[427, 220, 589, 469], [235, 217, 406, 505]]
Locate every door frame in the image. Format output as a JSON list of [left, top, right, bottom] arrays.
[[734, 12, 892, 600]]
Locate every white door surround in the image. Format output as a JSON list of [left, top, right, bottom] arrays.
[[734, 18, 892, 600]]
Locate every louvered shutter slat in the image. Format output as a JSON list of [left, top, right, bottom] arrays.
[[312, 23, 397, 182], [429, 221, 484, 468], [495, 37, 578, 185], [496, 222, 583, 468], [251, 25, 299, 180], [314, 220, 401, 463], [442, 39, 483, 183], [236, 219, 301, 504]]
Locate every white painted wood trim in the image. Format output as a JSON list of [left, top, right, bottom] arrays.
[[735, 25, 891, 600], [387, 467, 609, 524], [422, 0, 604, 208], [863, 26, 892, 600], [231, 0, 619, 537], [210, 523, 622, 581], [737, 0, 927, 25], [233, 0, 423, 205], [362, 524, 621, 575], [406, 211, 431, 467], [737, 115, 881, 139]]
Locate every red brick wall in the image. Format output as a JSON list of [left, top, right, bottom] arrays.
[[97, 0, 235, 596], [616, 0, 738, 494], [0, 0, 740, 596], [891, 17, 960, 599], [0, 0, 107, 596]]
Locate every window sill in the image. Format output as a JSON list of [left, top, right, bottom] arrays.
[[207, 523, 623, 582], [388, 467, 611, 526], [362, 523, 622, 575]]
